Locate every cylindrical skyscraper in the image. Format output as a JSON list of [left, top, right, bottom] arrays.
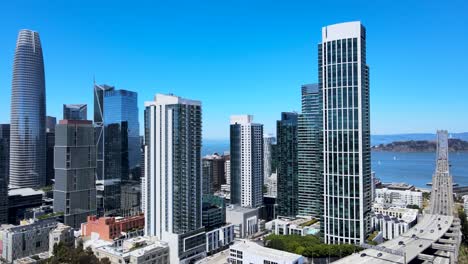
[[10, 29, 46, 188]]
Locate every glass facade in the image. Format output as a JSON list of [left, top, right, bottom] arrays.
[[0, 125, 9, 224], [321, 22, 371, 244], [63, 104, 87, 120], [263, 135, 275, 179], [276, 112, 298, 217], [297, 84, 322, 219], [104, 90, 140, 173], [202, 154, 226, 195], [93, 85, 140, 216], [94, 84, 114, 184], [104, 89, 139, 216], [229, 124, 241, 205], [10, 29, 47, 188], [0, 125, 10, 185]]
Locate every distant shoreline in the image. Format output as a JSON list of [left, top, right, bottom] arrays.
[[371, 149, 468, 153], [371, 139, 468, 153]]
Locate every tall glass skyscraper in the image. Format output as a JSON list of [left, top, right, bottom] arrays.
[[104, 89, 140, 175], [144, 94, 206, 264], [0, 125, 10, 185], [298, 84, 322, 219], [320, 21, 371, 244], [0, 124, 9, 223], [46, 116, 56, 186], [10, 29, 46, 188], [276, 112, 298, 217], [93, 84, 140, 216]]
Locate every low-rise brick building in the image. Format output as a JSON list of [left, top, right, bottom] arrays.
[[81, 214, 144, 241]]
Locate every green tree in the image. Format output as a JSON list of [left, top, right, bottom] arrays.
[[100, 258, 111, 264], [47, 242, 109, 264], [264, 234, 360, 258], [458, 209, 468, 244]]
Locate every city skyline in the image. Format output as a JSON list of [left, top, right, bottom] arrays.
[[0, 1, 467, 139], [0, 5, 464, 262]]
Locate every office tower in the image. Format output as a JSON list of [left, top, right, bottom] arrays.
[[263, 134, 275, 179], [320, 21, 371, 244], [46, 116, 56, 186], [105, 89, 140, 216], [298, 84, 322, 218], [93, 84, 140, 216], [53, 119, 97, 228], [0, 125, 9, 223], [202, 153, 226, 195], [202, 159, 213, 195], [202, 194, 226, 230], [93, 84, 113, 215], [276, 112, 299, 217], [225, 159, 231, 186], [10, 29, 46, 188], [63, 104, 87, 120], [0, 125, 10, 185], [144, 94, 206, 263], [230, 115, 264, 208], [46, 116, 56, 133], [140, 141, 146, 214]]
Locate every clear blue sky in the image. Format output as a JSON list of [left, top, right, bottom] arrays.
[[0, 0, 467, 139]]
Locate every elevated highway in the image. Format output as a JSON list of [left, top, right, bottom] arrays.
[[333, 131, 461, 264]]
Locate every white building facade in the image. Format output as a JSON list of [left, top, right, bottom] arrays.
[[266, 217, 320, 237], [321, 21, 372, 244], [93, 236, 170, 264], [230, 115, 264, 208], [1, 219, 58, 262], [228, 240, 304, 264], [375, 188, 423, 208], [371, 204, 418, 240], [226, 206, 259, 238], [48, 223, 74, 255], [144, 94, 206, 264], [205, 224, 235, 255]]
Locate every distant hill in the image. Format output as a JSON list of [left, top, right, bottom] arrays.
[[372, 138, 468, 152], [202, 132, 468, 154], [371, 132, 468, 146]]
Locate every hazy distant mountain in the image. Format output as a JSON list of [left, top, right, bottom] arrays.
[[202, 133, 468, 154], [372, 138, 468, 152], [371, 132, 468, 146]]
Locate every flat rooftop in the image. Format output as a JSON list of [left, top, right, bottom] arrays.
[[97, 237, 168, 258], [195, 249, 229, 264], [9, 187, 44, 197], [231, 240, 303, 262], [226, 205, 258, 213]]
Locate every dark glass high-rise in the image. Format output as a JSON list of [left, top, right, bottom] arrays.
[[93, 85, 140, 216], [63, 104, 87, 120], [276, 112, 299, 217], [0, 124, 9, 223]]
